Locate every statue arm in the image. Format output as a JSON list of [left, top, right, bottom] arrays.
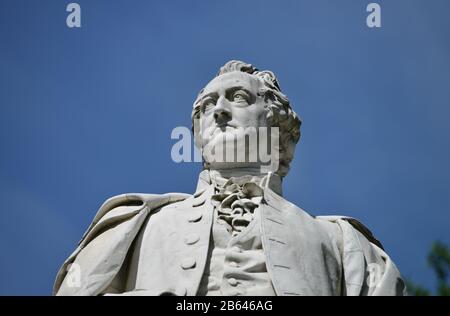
[[53, 192, 190, 296], [317, 215, 407, 296]]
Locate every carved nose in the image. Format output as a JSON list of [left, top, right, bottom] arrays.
[[213, 97, 231, 124], [213, 109, 231, 123]]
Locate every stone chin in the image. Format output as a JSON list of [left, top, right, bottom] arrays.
[[202, 127, 265, 166]]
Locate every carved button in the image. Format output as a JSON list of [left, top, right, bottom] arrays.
[[184, 233, 200, 245], [228, 261, 239, 268], [231, 246, 242, 253], [207, 280, 220, 291], [176, 287, 187, 296], [227, 278, 238, 286], [161, 287, 187, 296], [187, 213, 203, 223], [192, 199, 205, 207], [180, 258, 196, 270]]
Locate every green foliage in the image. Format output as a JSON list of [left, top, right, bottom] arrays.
[[405, 280, 430, 296], [437, 283, 450, 296], [408, 240, 450, 296], [428, 241, 450, 293]]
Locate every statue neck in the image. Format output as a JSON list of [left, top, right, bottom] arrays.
[[196, 168, 283, 196]]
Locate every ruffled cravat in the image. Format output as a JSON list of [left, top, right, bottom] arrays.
[[210, 173, 265, 236]]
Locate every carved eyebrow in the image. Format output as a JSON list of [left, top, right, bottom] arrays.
[[200, 92, 219, 101], [225, 86, 249, 95], [199, 87, 254, 103]]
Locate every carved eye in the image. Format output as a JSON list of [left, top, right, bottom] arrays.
[[231, 91, 248, 102], [201, 98, 215, 111]]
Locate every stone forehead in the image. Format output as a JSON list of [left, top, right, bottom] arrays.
[[201, 71, 262, 95]]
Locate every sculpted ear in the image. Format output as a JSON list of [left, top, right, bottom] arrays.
[[192, 118, 202, 150], [191, 101, 203, 150]]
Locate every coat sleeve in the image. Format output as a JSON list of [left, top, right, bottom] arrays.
[[316, 216, 407, 296], [53, 193, 189, 296]]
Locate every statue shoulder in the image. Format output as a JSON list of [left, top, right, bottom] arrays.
[[95, 192, 190, 220], [315, 215, 384, 250], [79, 192, 191, 243]]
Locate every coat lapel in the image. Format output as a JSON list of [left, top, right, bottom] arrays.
[[260, 188, 336, 296]]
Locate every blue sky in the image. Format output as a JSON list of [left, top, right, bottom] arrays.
[[0, 0, 449, 295]]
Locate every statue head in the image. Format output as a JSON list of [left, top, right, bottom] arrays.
[[192, 60, 301, 177]]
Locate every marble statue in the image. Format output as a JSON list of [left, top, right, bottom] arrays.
[[54, 60, 406, 296]]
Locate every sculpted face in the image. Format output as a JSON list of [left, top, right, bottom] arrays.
[[198, 71, 269, 169]]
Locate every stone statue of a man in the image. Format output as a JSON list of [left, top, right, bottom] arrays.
[[54, 60, 406, 296]]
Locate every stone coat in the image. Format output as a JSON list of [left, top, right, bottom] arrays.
[[54, 172, 406, 296]]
